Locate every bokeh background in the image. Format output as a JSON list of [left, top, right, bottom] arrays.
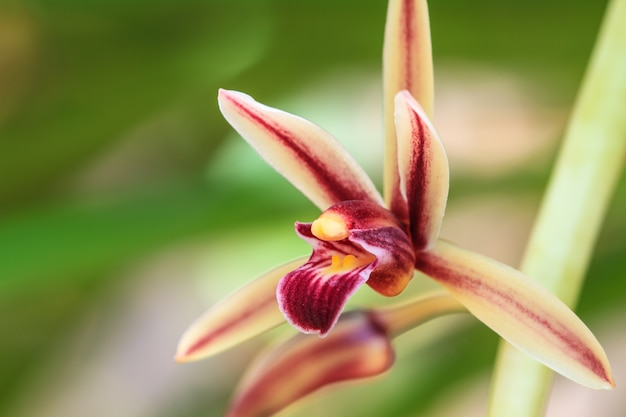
[[0, 0, 624, 416]]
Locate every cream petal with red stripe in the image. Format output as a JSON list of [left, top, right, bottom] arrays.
[[225, 311, 394, 417], [218, 89, 383, 211], [383, 0, 434, 217], [416, 240, 614, 390], [175, 258, 306, 362], [394, 90, 449, 250]]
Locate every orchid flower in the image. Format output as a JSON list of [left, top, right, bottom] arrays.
[[177, 0, 613, 403]]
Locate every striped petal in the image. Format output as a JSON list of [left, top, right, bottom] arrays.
[[415, 240, 614, 389], [225, 311, 394, 417], [218, 89, 383, 211], [175, 258, 306, 362], [277, 223, 378, 336], [227, 293, 465, 417], [351, 226, 415, 296], [374, 291, 465, 337], [383, 0, 434, 217], [395, 91, 449, 250]]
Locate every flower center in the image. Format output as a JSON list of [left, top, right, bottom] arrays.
[[311, 213, 349, 241]]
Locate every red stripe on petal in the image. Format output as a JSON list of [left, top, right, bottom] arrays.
[[401, 0, 416, 93], [383, 0, 434, 214], [395, 91, 449, 251], [407, 109, 429, 248]]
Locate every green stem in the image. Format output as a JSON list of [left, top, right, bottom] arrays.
[[487, 0, 626, 416]]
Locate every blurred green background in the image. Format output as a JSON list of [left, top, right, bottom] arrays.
[[1, 0, 624, 416]]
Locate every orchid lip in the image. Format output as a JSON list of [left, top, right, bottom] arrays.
[[276, 201, 417, 336], [277, 222, 380, 336]]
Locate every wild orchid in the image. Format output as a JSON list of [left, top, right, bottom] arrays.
[[176, 0, 614, 415]]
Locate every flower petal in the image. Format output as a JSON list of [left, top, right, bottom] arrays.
[[277, 223, 377, 336], [351, 226, 415, 296], [175, 258, 306, 362], [225, 311, 394, 417], [395, 91, 449, 250], [383, 0, 434, 217], [218, 89, 383, 210], [374, 290, 465, 337], [416, 240, 614, 389]]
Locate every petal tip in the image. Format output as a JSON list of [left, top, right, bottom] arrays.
[[600, 372, 616, 390], [174, 340, 204, 363], [217, 88, 242, 106], [217, 87, 228, 101], [174, 332, 209, 363], [393, 89, 430, 123], [395, 89, 413, 102], [173, 352, 190, 364], [582, 363, 616, 390]]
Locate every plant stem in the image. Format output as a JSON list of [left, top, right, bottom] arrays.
[[487, 0, 626, 415]]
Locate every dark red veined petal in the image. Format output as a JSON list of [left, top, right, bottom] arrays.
[[395, 91, 449, 250], [277, 223, 377, 336], [383, 0, 434, 218], [227, 292, 466, 417], [225, 311, 394, 417]]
